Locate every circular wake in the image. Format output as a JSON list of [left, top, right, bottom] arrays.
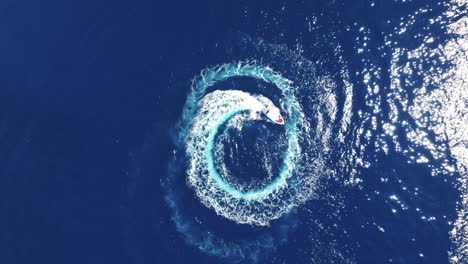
[[155, 33, 353, 262], [181, 64, 314, 226], [145, 32, 354, 262]]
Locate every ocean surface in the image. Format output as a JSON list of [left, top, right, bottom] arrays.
[[1, 0, 467, 263]]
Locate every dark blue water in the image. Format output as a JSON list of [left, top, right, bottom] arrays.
[[1, 0, 466, 263]]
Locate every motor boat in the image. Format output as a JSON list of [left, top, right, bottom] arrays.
[[264, 107, 284, 125]]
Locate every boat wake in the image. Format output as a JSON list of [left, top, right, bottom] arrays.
[[184, 67, 307, 226], [157, 35, 353, 262]]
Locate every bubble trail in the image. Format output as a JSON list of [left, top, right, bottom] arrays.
[[179, 62, 313, 226]]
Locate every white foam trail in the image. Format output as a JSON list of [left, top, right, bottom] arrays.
[[186, 90, 298, 225], [180, 63, 316, 226]]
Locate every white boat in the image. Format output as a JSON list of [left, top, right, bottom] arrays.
[[264, 107, 284, 125]]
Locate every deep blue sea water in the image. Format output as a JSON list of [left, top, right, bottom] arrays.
[[1, 0, 467, 264]]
